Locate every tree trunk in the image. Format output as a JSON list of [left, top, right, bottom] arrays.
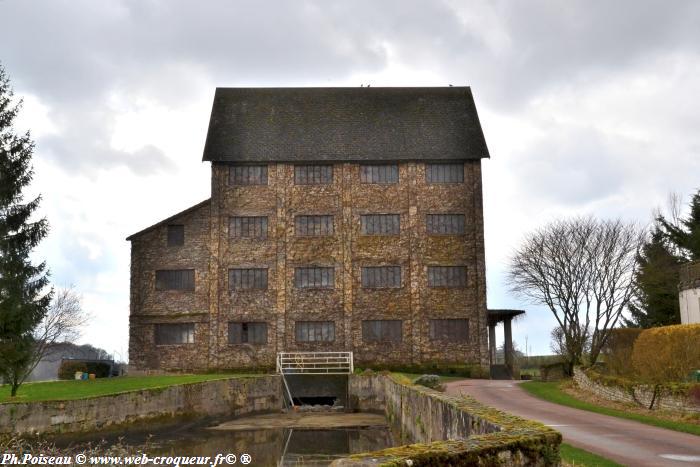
[[10, 382, 19, 397]]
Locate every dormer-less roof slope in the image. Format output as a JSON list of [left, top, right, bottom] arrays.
[[202, 87, 490, 162]]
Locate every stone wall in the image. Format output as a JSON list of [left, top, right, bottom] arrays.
[[340, 374, 561, 466], [0, 376, 282, 435], [573, 368, 700, 413], [129, 160, 489, 372]]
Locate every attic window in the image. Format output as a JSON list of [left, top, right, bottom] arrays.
[[295, 165, 333, 185], [167, 225, 185, 246], [426, 163, 464, 183], [360, 164, 398, 184]]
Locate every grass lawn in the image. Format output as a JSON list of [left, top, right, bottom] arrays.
[[560, 443, 623, 467], [0, 374, 254, 404], [521, 381, 700, 436]]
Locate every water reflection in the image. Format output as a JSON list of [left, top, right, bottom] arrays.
[[149, 426, 394, 467]]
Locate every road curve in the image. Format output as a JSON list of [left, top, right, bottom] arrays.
[[444, 379, 700, 467]]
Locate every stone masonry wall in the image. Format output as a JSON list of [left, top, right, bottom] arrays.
[[129, 161, 488, 371], [0, 376, 282, 435], [573, 368, 700, 413]]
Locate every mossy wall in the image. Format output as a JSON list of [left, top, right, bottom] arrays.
[[0, 376, 282, 435], [342, 374, 561, 466]]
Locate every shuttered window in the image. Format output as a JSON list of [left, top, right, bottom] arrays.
[[426, 163, 464, 183], [229, 268, 268, 290], [154, 323, 195, 345], [427, 266, 467, 287], [295, 165, 333, 185], [362, 320, 402, 343], [360, 214, 400, 235], [229, 165, 268, 185], [155, 270, 195, 291], [295, 215, 334, 236], [167, 225, 184, 246], [228, 322, 268, 344], [294, 267, 334, 289], [295, 321, 335, 342], [230, 216, 268, 238], [360, 164, 398, 184], [361, 266, 402, 288], [426, 214, 465, 235], [429, 319, 469, 342]]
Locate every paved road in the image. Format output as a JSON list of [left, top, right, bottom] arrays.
[[445, 379, 700, 466]]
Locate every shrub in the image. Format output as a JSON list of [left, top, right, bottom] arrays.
[[603, 328, 644, 376], [57, 360, 112, 380], [632, 324, 700, 383], [413, 374, 441, 389], [58, 361, 88, 380]]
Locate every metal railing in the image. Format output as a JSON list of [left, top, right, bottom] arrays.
[[276, 351, 354, 375]]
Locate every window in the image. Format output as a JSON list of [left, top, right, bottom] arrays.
[[229, 165, 268, 185], [427, 266, 467, 287], [295, 165, 333, 185], [295, 215, 334, 236], [360, 164, 398, 184], [295, 321, 335, 342], [154, 323, 195, 345], [362, 320, 402, 343], [294, 267, 334, 288], [229, 268, 268, 290], [426, 214, 465, 235], [426, 163, 464, 183], [361, 266, 402, 288], [429, 319, 469, 342], [228, 322, 267, 344], [167, 225, 184, 246], [155, 270, 195, 291], [360, 214, 400, 235], [230, 216, 268, 238]]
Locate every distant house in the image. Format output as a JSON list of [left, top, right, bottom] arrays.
[[679, 260, 700, 324], [126, 87, 491, 373]]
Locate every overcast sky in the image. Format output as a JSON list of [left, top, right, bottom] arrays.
[[1, 0, 699, 360]]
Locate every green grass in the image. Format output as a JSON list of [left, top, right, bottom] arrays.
[[560, 443, 623, 467], [521, 381, 700, 436], [0, 374, 252, 403]]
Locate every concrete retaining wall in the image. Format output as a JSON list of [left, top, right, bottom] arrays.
[[340, 374, 561, 466], [573, 368, 700, 413], [0, 376, 282, 435]]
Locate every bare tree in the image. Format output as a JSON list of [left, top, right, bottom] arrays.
[[21, 287, 90, 383], [508, 217, 643, 372]]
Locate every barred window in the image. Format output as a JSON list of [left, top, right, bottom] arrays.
[[155, 270, 195, 291], [295, 165, 333, 185], [228, 322, 267, 344], [295, 215, 334, 236], [167, 225, 184, 246], [230, 216, 268, 238], [295, 321, 335, 342], [361, 266, 402, 288], [229, 165, 268, 185], [360, 214, 400, 235], [426, 214, 465, 235], [426, 163, 464, 183], [362, 320, 402, 343], [360, 164, 398, 184], [427, 266, 467, 287], [429, 319, 469, 342], [295, 267, 334, 289], [154, 323, 195, 345], [229, 268, 268, 290]]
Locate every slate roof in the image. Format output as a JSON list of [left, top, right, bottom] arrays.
[[202, 87, 489, 162], [125, 199, 210, 241]]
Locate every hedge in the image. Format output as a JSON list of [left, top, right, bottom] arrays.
[[603, 328, 644, 377], [58, 360, 112, 380], [632, 324, 700, 383]]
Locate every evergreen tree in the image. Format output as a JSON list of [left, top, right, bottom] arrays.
[[0, 64, 52, 396], [623, 226, 681, 328], [658, 190, 700, 261]]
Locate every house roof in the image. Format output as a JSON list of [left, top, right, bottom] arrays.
[[202, 87, 490, 163], [125, 199, 210, 241]]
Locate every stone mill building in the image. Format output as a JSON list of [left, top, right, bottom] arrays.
[[127, 87, 491, 373]]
